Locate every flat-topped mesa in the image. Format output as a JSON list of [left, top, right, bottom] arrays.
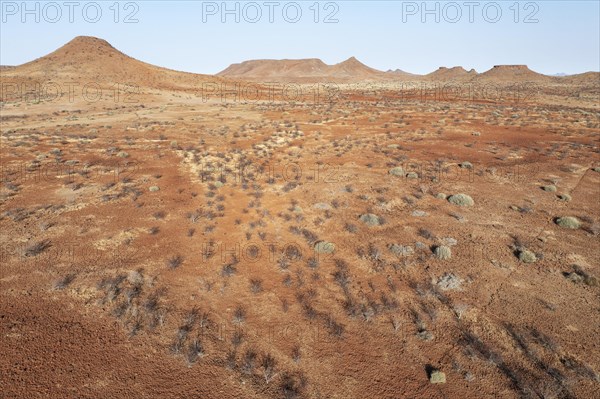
[[219, 56, 388, 82], [425, 66, 477, 81], [473, 64, 555, 82], [492, 65, 530, 70]]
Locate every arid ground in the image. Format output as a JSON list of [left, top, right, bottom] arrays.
[[1, 37, 599, 399]]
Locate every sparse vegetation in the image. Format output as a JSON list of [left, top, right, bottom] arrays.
[[433, 245, 452, 260], [555, 216, 581, 229], [167, 255, 183, 269], [359, 213, 382, 226], [3, 36, 599, 399], [53, 273, 76, 290], [447, 193, 474, 207], [518, 249, 537, 263]]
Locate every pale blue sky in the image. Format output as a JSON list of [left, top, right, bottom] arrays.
[[1, 1, 598, 75]]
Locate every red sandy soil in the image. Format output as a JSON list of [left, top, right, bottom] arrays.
[[1, 36, 599, 399]]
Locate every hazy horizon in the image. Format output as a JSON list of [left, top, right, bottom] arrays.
[[1, 1, 599, 75]]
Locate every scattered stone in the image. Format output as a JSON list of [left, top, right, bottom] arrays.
[[592, 167, 600, 173], [518, 249, 537, 263], [313, 203, 332, 210], [149, 186, 160, 192], [433, 245, 452, 260], [214, 181, 224, 188], [314, 241, 335, 254], [435, 193, 447, 200], [510, 205, 520, 211], [412, 210, 427, 217], [556, 216, 581, 229], [292, 205, 303, 213], [472, 131, 481, 136], [542, 185, 557, 192], [448, 194, 474, 207], [359, 213, 382, 227], [417, 330, 434, 341], [459, 161, 473, 169], [117, 151, 129, 158], [406, 172, 419, 179], [429, 370, 446, 384]]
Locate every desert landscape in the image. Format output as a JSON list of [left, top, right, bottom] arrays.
[[1, 34, 599, 399]]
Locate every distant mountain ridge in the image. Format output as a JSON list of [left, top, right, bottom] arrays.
[[217, 56, 416, 82], [2, 36, 598, 89]]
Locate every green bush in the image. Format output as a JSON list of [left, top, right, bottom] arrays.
[[558, 193, 571, 202], [314, 241, 335, 254], [448, 194, 474, 207], [359, 213, 382, 226], [389, 167, 405, 176], [434, 245, 452, 260], [518, 249, 537, 263], [556, 216, 581, 229]]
